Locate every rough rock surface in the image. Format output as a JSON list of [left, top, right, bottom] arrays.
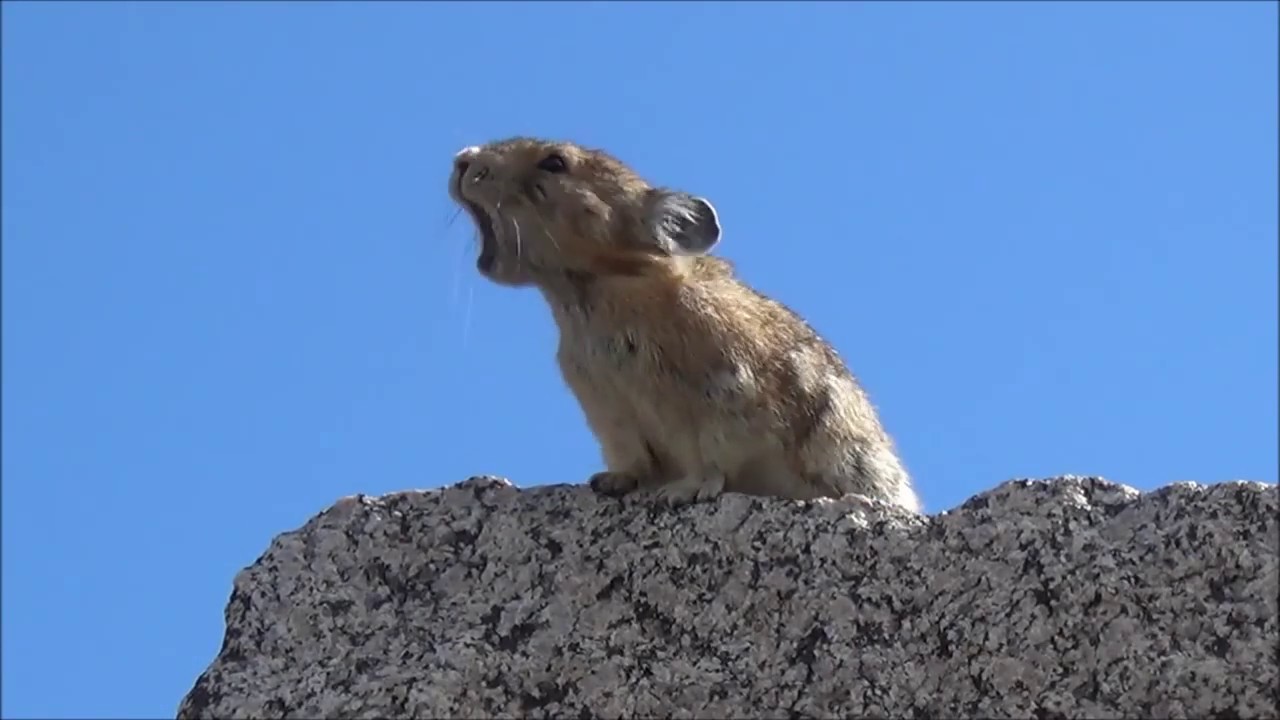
[[178, 476, 1278, 719]]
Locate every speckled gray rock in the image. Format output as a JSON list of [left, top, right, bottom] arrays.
[[178, 476, 1278, 719]]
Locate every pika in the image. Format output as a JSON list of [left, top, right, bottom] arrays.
[[448, 137, 921, 512]]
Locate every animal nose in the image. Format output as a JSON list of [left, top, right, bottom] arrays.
[[454, 146, 483, 180], [454, 156, 491, 185]]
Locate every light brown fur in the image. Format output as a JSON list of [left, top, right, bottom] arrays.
[[448, 137, 921, 511]]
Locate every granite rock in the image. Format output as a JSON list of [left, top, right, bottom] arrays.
[[178, 476, 1279, 719]]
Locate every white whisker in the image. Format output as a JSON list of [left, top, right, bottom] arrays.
[[495, 198, 525, 269], [461, 281, 474, 351], [449, 228, 474, 309], [530, 209, 562, 253]]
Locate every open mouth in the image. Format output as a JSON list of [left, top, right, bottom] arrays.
[[462, 200, 498, 271]]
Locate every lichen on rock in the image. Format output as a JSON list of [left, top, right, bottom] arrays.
[[177, 475, 1279, 719]]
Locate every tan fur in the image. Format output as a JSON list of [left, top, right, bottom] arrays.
[[449, 137, 921, 512]]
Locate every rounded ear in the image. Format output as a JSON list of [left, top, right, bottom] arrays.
[[645, 189, 722, 256]]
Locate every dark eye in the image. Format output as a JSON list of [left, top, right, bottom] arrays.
[[537, 153, 568, 173]]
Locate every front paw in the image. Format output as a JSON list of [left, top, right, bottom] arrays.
[[589, 471, 640, 498], [655, 474, 725, 507]]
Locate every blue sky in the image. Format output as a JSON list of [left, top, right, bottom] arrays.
[[2, 1, 1275, 717]]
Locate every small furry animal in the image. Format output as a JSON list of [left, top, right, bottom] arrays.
[[448, 137, 921, 512]]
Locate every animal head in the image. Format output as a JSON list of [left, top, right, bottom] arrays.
[[448, 137, 721, 287]]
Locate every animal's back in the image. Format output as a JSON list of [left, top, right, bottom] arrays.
[[554, 256, 920, 511]]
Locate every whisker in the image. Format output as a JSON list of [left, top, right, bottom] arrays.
[[512, 217, 523, 262], [495, 198, 524, 267], [461, 281, 474, 351], [449, 227, 474, 309], [441, 196, 471, 309], [530, 208, 562, 253]]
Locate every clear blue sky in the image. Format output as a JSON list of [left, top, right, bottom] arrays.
[[2, 1, 1275, 717]]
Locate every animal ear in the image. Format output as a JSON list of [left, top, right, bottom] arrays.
[[645, 189, 722, 256]]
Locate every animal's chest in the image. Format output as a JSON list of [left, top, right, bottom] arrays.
[[557, 318, 668, 397], [553, 305, 759, 417]]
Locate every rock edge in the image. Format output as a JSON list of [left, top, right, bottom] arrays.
[[178, 476, 1279, 719]]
